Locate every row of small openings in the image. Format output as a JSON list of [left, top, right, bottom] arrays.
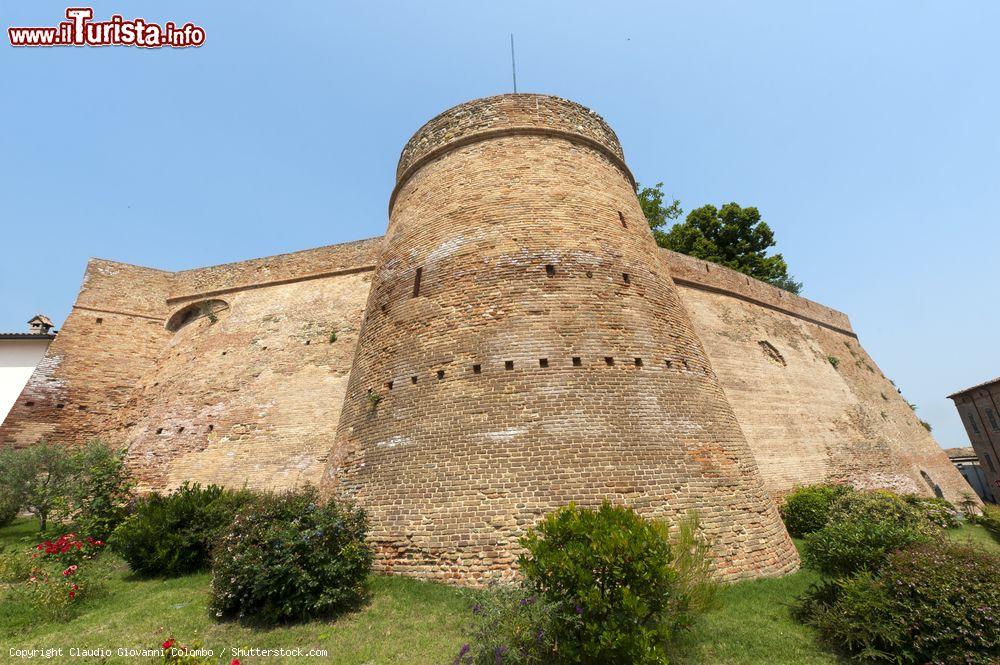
[[155, 424, 214, 435], [375, 356, 701, 394], [22, 400, 88, 411]]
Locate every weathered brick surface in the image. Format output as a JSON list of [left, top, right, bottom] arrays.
[[324, 94, 798, 585], [667, 253, 974, 506], [1, 93, 974, 588]]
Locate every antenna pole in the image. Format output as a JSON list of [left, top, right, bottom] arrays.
[[510, 33, 517, 93]]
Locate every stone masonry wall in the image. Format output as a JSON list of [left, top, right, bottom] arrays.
[[0, 260, 173, 448]]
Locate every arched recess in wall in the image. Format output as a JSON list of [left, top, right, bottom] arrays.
[[165, 299, 230, 332]]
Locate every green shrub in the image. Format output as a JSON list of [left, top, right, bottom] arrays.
[[779, 483, 854, 537], [111, 483, 253, 577], [518, 502, 682, 665], [902, 494, 960, 530], [210, 486, 372, 624], [456, 587, 559, 665], [976, 504, 1000, 542], [0, 486, 21, 528], [803, 491, 927, 578], [68, 441, 134, 540], [0, 442, 75, 532], [803, 541, 1000, 664]]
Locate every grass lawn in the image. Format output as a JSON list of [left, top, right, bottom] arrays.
[[1, 519, 997, 664]]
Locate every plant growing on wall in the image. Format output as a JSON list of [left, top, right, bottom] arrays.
[[367, 389, 382, 410], [827, 356, 840, 369]]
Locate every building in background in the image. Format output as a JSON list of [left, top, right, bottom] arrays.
[[944, 446, 996, 504], [949, 377, 1000, 503], [0, 315, 56, 423]]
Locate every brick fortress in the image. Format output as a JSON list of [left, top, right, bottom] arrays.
[[0, 94, 973, 584]]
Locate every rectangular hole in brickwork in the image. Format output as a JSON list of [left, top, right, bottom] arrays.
[[380, 304, 387, 313], [386, 380, 394, 390], [665, 359, 673, 368], [605, 357, 614, 366], [545, 264, 555, 277], [25, 401, 34, 407], [96, 317, 103, 324], [622, 273, 630, 284], [619, 211, 627, 228], [572, 357, 582, 367], [78, 405, 87, 411], [539, 358, 549, 368], [586, 270, 593, 278], [413, 267, 423, 298], [177, 427, 185, 434], [705, 264, 711, 273], [56, 403, 64, 409], [411, 375, 418, 384], [683, 359, 690, 370], [156, 427, 164, 434], [305, 340, 311, 346], [208, 424, 214, 432], [634, 358, 643, 367], [505, 360, 514, 371], [437, 370, 445, 380], [473, 364, 482, 374], [222, 351, 227, 355]]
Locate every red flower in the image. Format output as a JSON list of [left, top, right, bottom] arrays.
[[231, 660, 241, 665], [69, 590, 76, 599], [162, 639, 175, 650]]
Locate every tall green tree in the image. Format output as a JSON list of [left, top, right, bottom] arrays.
[[0, 441, 74, 531], [637, 183, 803, 295], [636, 182, 683, 247]]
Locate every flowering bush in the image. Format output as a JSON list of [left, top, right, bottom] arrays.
[[210, 486, 372, 624], [16, 557, 102, 620], [112, 483, 254, 577], [455, 587, 559, 665], [33, 532, 105, 566], [802, 541, 1000, 663], [902, 494, 960, 530]]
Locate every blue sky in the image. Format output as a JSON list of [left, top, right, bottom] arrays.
[[2, 1, 997, 447]]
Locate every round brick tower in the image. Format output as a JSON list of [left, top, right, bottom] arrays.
[[324, 94, 798, 584]]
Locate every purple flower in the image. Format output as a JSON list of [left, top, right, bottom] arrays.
[[575, 604, 583, 615], [452, 644, 470, 665], [472, 603, 482, 614], [493, 646, 508, 665]]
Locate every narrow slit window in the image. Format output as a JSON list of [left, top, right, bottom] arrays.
[[539, 358, 549, 368], [605, 357, 614, 366], [96, 317, 103, 324], [619, 211, 627, 228], [572, 357, 582, 367], [505, 360, 514, 371], [177, 426, 185, 434], [473, 364, 482, 374], [634, 358, 643, 367], [683, 359, 690, 370], [665, 359, 673, 368], [386, 380, 394, 390], [412, 267, 423, 298], [545, 265, 555, 277], [437, 370, 445, 380], [411, 375, 418, 384], [156, 427, 164, 435], [622, 273, 630, 284], [208, 424, 214, 432]]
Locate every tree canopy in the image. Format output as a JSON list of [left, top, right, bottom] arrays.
[[636, 183, 802, 294]]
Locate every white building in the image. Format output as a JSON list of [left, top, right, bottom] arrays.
[[0, 315, 55, 424]]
